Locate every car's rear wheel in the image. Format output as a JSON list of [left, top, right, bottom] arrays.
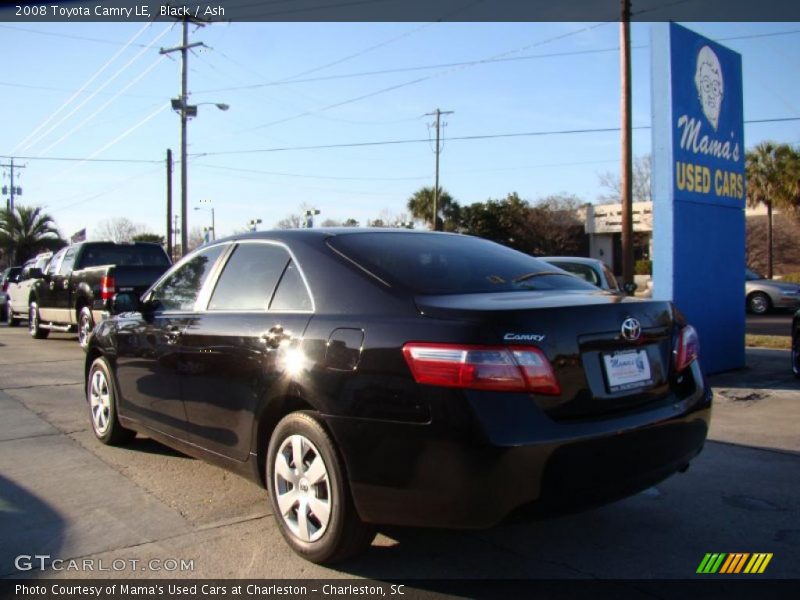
[[29, 302, 49, 339], [78, 307, 94, 350], [792, 330, 800, 379], [87, 356, 135, 445], [266, 411, 375, 564], [7, 302, 19, 327], [747, 292, 771, 315]]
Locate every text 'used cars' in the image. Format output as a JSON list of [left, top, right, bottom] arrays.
[[85, 230, 711, 563]]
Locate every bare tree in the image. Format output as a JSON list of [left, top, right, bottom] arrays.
[[597, 155, 652, 204], [93, 217, 143, 242]]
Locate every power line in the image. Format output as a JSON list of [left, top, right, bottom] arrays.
[[11, 22, 156, 154], [194, 162, 429, 181], [0, 155, 160, 164], [0, 24, 153, 48], [192, 116, 800, 157]]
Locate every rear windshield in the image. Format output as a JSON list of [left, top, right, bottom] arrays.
[[328, 233, 598, 295], [79, 244, 170, 268]]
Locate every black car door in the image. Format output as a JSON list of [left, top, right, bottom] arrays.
[[114, 244, 228, 439], [35, 248, 67, 323], [179, 241, 314, 461]]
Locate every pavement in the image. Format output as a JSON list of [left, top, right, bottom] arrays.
[[0, 326, 798, 582]]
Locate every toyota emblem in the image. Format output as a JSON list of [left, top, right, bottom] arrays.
[[621, 317, 642, 341]]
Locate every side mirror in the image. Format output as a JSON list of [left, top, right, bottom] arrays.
[[112, 292, 141, 314], [27, 268, 44, 279], [623, 282, 638, 296]]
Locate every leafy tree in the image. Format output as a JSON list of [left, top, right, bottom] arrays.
[[342, 218, 360, 227], [746, 142, 800, 278], [0, 205, 64, 265], [407, 186, 459, 231], [132, 232, 166, 245]]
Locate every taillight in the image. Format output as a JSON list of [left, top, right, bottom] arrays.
[[1, 282, 8, 292], [674, 325, 699, 372], [402, 343, 560, 395], [100, 276, 115, 301]]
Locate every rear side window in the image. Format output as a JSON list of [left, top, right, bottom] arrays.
[[208, 243, 290, 311], [328, 233, 598, 295], [550, 261, 600, 286], [151, 245, 226, 312], [270, 261, 312, 311]]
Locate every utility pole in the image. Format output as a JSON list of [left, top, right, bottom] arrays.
[[166, 149, 173, 260], [1, 158, 25, 213], [620, 0, 634, 292], [160, 17, 205, 256], [425, 108, 453, 231], [172, 214, 180, 261]]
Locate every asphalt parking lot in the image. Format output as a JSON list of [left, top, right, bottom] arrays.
[[0, 325, 798, 582], [746, 311, 795, 337]]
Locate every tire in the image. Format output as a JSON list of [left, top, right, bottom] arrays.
[[266, 411, 375, 564], [7, 302, 20, 327], [78, 307, 94, 350], [87, 356, 135, 445], [747, 292, 771, 315], [792, 331, 800, 379], [28, 302, 49, 339]]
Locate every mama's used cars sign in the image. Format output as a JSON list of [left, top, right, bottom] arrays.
[[651, 23, 745, 374], [671, 24, 745, 206]]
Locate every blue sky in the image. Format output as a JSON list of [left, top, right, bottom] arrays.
[[1, 21, 798, 241]]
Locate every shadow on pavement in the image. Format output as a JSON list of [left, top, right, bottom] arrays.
[[0, 473, 65, 577], [709, 348, 797, 391]]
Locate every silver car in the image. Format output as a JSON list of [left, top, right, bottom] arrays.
[[746, 269, 800, 314], [540, 256, 622, 292]]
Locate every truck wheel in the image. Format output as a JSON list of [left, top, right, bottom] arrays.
[[6, 302, 19, 327], [29, 302, 49, 339], [266, 411, 375, 564], [78, 307, 94, 350]]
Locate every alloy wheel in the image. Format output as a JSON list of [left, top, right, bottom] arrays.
[[273, 434, 332, 543], [89, 369, 111, 436]]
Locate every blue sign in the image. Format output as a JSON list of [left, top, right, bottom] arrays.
[[670, 24, 745, 207], [651, 23, 745, 374]]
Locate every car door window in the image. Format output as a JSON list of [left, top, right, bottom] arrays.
[[208, 243, 290, 311], [59, 247, 77, 275], [150, 245, 226, 312], [46, 249, 67, 276], [270, 260, 313, 312]]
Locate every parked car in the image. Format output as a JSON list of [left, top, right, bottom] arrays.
[[85, 230, 711, 564], [745, 269, 800, 314], [793, 308, 800, 378], [0, 266, 23, 322], [6, 253, 52, 327], [540, 256, 622, 292], [29, 241, 171, 348]]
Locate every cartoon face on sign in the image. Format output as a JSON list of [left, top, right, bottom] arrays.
[[694, 45, 724, 130]]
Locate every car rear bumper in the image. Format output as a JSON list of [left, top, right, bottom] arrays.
[[325, 366, 712, 529]]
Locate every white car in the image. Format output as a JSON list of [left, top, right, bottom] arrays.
[[539, 256, 622, 293], [6, 252, 52, 326]]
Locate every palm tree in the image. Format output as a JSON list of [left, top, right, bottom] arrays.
[[0, 205, 63, 265], [406, 186, 458, 231], [746, 142, 800, 278]]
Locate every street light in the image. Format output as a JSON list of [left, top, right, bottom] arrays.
[[194, 199, 215, 241], [304, 209, 320, 228], [249, 218, 262, 232], [171, 98, 228, 255]]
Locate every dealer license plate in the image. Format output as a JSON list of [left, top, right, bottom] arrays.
[[603, 349, 653, 392]]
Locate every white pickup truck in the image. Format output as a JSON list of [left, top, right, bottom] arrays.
[[6, 252, 52, 326]]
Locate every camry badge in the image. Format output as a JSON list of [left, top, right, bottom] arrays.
[[621, 317, 642, 341]]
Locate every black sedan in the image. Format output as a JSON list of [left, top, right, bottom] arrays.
[[85, 230, 711, 564]]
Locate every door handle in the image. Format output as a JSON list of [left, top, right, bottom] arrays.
[[261, 326, 290, 349], [165, 325, 184, 345], [62, 280, 69, 290], [49, 281, 55, 290]]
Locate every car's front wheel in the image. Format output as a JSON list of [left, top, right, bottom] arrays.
[[29, 302, 49, 339], [87, 356, 135, 445], [266, 411, 375, 564], [747, 292, 771, 315]]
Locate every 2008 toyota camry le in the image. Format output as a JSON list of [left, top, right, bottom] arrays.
[[84, 229, 710, 563]]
